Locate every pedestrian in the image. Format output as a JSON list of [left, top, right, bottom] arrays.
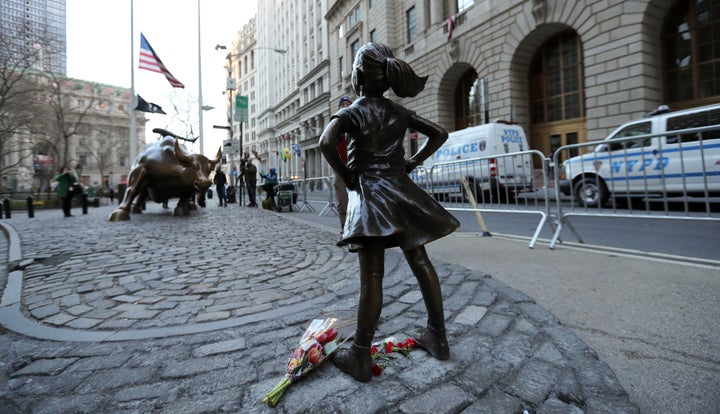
[[319, 42, 460, 382], [244, 158, 258, 207], [108, 186, 115, 203], [214, 167, 228, 207], [54, 166, 78, 217], [333, 95, 353, 241], [259, 167, 278, 210]]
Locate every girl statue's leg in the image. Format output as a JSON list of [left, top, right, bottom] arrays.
[[333, 243, 385, 382], [404, 246, 450, 360]]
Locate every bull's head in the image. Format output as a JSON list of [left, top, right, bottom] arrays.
[[174, 139, 222, 193]]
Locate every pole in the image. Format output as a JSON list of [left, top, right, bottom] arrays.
[[239, 121, 244, 207], [129, 0, 137, 161], [197, 0, 204, 155], [229, 87, 235, 196]]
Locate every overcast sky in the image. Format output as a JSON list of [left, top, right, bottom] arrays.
[[65, 0, 257, 156]]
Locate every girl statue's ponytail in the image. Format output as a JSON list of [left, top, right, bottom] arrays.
[[354, 42, 428, 98], [385, 57, 427, 98]]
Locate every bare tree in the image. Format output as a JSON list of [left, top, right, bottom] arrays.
[[167, 90, 200, 151], [0, 35, 45, 193], [77, 124, 126, 189]]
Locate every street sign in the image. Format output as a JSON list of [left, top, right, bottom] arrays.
[[235, 95, 248, 123]]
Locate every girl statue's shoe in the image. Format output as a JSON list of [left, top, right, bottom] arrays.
[[414, 325, 450, 360], [332, 343, 372, 382]]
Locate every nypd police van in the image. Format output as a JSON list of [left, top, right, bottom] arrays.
[[412, 122, 534, 202], [559, 103, 720, 207]]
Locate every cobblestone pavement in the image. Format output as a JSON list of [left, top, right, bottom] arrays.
[[0, 203, 638, 413]]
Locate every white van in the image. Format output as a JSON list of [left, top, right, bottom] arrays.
[[411, 122, 534, 202], [559, 103, 720, 207]]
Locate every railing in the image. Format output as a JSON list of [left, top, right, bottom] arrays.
[[421, 150, 552, 248], [291, 125, 719, 250], [549, 124, 720, 248]]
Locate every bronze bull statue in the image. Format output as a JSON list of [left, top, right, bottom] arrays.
[[108, 129, 221, 221]]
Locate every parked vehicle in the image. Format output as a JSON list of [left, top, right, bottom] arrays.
[[559, 104, 720, 207], [411, 122, 534, 202]]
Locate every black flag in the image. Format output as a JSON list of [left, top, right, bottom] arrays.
[[135, 95, 166, 114]]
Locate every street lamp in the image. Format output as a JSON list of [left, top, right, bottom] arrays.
[[216, 44, 287, 207]]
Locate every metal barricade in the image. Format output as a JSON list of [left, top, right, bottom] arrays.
[[550, 125, 720, 248], [419, 150, 552, 248], [286, 176, 336, 216]]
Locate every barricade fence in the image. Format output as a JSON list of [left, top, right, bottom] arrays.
[[284, 176, 336, 216], [550, 124, 720, 248], [418, 150, 552, 248], [268, 125, 719, 249]]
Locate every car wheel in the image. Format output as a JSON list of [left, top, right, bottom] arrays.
[[573, 176, 608, 208]]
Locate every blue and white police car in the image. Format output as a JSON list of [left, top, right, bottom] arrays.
[[559, 104, 720, 207], [412, 122, 534, 202]]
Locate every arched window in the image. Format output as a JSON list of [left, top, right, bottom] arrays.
[[664, 0, 720, 105], [454, 69, 482, 130], [529, 31, 583, 124], [527, 31, 585, 157]]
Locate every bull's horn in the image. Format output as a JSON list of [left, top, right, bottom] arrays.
[[174, 139, 192, 164], [212, 147, 222, 165]]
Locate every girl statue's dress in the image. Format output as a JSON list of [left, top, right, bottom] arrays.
[[335, 97, 459, 251]]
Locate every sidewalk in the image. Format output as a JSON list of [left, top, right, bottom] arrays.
[[0, 203, 638, 413]]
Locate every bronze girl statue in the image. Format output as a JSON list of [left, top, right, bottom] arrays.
[[320, 42, 460, 382]]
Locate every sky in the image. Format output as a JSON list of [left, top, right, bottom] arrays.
[[65, 0, 257, 157]]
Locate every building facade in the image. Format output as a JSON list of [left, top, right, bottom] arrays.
[[235, 0, 719, 182], [0, 0, 67, 75], [5, 76, 146, 193], [254, 0, 331, 181]]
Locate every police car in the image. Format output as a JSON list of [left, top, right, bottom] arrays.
[[559, 103, 720, 207], [412, 122, 534, 202]]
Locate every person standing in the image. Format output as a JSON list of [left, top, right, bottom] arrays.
[[55, 167, 77, 217], [320, 42, 459, 382], [214, 167, 228, 207], [244, 158, 258, 207], [333, 95, 353, 240], [259, 167, 279, 210]]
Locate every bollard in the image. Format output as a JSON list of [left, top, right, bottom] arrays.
[[26, 196, 34, 218], [2, 198, 10, 219], [82, 194, 88, 214]]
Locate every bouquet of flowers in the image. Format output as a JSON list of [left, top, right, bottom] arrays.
[[262, 317, 351, 407], [370, 336, 416, 377]]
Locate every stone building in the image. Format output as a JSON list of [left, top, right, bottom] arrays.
[[255, 0, 331, 181], [4, 76, 146, 193], [241, 0, 719, 180]]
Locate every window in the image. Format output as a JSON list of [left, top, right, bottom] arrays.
[[370, 29, 377, 43], [529, 31, 584, 124], [369, 0, 374, 8], [338, 23, 344, 39], [601, 122, 652, 151], [663, 0, 720, 104], [339, 56, 345, 79], [351, 39, 360, 62], [406, 6, 416, 43], [453, 69, 482, 129], [667, 108, 720, 142], [458, 0, 474, 13], [348, 6, 361, 28]]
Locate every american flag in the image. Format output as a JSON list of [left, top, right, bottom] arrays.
[[139, 33, 185, 88]]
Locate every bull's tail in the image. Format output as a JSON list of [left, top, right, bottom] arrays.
[[152, 128, 198, 143]]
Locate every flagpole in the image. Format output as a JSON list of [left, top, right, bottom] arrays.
[[129, 0, 138, 162], [197, 0, 204, 155]]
